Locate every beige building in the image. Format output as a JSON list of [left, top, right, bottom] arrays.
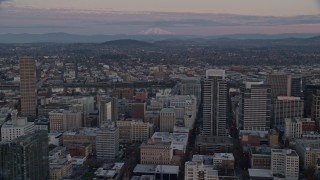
[[116, 119, 154, 143], [160, 108, 175, 132], [140, 142, 173, 165], [185, 154, 234, 180], [49, 147, 72, 180], [271, 149, 299, 179], [63, 128, 98, 152], [49, 109, 83, 132], [295, 139, 320, 170], [272, 96, 304, 126], [20, 57, 37, 116]]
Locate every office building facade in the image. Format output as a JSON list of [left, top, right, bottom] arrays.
[[20, 57, 37, 116], [239, 82, 271, 131], [202, 69, 228, 136]]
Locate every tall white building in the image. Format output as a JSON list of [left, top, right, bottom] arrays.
[[1, 111, 35, 141], [239, 81, 271, 131], [202, 69, 227, 136], [96, 124, 119, 160], [98, 97, 118, 127], [284, 118, 302, 139], [271, 149, 299, 179]]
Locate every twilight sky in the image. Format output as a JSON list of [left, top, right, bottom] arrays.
[[0, 0, 320, 35]]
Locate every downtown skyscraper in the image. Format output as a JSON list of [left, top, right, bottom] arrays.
[[239, 81, 271, 131], [20, 57, 37, 116], [202, 69, 228, 136]]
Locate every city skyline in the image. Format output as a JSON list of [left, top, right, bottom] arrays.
[[0, 1, 320, 35]]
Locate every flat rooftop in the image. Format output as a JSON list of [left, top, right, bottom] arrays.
[[213, 153, 235, 161], [133, 164, 179, 175], [249, 169, 273, 178]]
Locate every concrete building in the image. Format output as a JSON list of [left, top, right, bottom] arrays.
[[151, 132, 189, 157], [285, 117, 316, 140], [140, 142, 173, 165], [98, 97, 118, 127], [271, 149, 299, 179], [295, 139, 320, 170], [239, 81, 271, 131], [0, 131, 48, 180], [116, 119, 154, 143], [249, 146, 272, 169], [96, 124, 119, 160], [63, 128, 98, 152], [196, 136, 233, 154], [49, 109, 83, 132], [202, 69, 228, 136], [160, 108, 175, 132], [179, 77, 201, 106], [94, 163, 125, 180], [49, 147, 72, 180], [144, 111, 160, 127], [169, 95, 197, 130], [133, 164, 179, 180], [1, 111, 34, 141], [285, 118, 302, 139], [185, 154, 235, 180], [112, 88, 134, 99], [291, 76, 302, 97], [311, 94, 320, 130], [20, 57, 37, 116], [272, 96, 304, 127], [266, 72, 291, 99]]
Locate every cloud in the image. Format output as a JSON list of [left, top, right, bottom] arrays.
[[0, 6, 320, 35]]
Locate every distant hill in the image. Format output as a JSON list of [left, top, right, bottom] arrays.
[[102, 39, 154, 47], [0, 32, 320, 45]]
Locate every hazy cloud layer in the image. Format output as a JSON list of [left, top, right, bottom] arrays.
[[0, 7, 319, 35]]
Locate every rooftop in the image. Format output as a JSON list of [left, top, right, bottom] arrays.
[[160, 108, 175, 113], [271, 149, 298, 156], [133, 164, 179, 175], [213, 153, 235, 161], [249, 169, 273, 178]]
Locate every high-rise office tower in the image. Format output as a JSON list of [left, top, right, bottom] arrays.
[[239, 81, 271, 131], [272, 96, 304, 127], [0, 131, 48, 180], [311, 94, 320, 130], [266, 72, 291, 99], [98, 97, 118, 127], [20, 57, 37, 116], [291, 76, 302, 97], [202, 69, 227, 136]]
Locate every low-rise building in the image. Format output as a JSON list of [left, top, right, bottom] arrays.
[[49, 147, 73, 180], [196, 136, 233, 154], [1, 111, 34, 141], [295, 139, 320, 170], [63, 128, 98, 152], [116, 119, 153, 143], [94, 163, 124, 180], [271, 149, 299, 179], [249, 146, 272, 169]]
